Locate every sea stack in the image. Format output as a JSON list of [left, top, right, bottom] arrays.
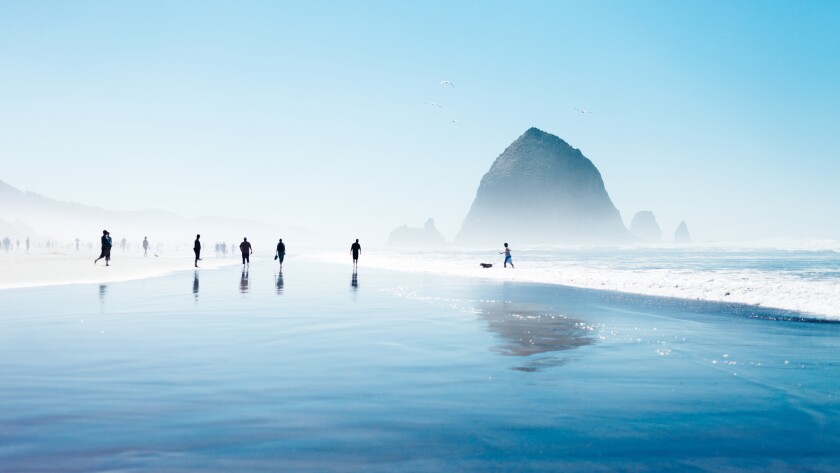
[[629, 211, 662, 242], [388, 218, 446, 247], [674, 221, 692, 244], [456, 128, 628, 245]]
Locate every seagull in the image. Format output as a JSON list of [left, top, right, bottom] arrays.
[[450, 119, 459, 124], [574, 107, 594, 114], [440, 80, 455, 88], [425, 102, 443, 108]]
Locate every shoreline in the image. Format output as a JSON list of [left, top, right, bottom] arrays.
[[300, 250, 840, 321], [3, 248, 837, 322]]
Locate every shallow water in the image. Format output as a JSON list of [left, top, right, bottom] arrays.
[[1, 261, 839, 471]]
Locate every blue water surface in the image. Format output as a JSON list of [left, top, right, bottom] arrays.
[[1, 260, 838, 472]]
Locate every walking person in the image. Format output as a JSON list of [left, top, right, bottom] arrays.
[[275, 238, 286, 268], [500, 242, 514, 268], [94, 230, 113, 266], [239, 237, 252, 266], [194, 234, 202, 268], [142, 237, 150, 257], [350, 239, 361, 267]]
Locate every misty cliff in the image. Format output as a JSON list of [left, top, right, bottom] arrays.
[[456, 128, 628, 245], [0, 179, 327, 245]]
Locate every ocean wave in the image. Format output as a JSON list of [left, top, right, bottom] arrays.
[[302, 248, 840, 321]]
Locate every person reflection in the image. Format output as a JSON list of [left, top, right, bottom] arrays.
[[276, 270, 284, 295], [351, 269, 358, 292], [240, 269, 249, 293], [193, 270, 199, 301], [98, 284, 107, 301]]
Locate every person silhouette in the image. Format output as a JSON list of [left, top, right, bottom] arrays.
[[194, 234, 202, 268], [275, 238, 286, 268], [500, 242, 514, 268], [350, 239, 361, 267], [239, 237, 252, 266], [94, 230, 113, 266], [143, 237, 150, 257]]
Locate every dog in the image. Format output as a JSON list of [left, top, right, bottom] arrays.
[[479, 263, 494, 268]]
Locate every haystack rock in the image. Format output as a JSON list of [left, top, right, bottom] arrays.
[[629, 211, 662, 242], [674, 221, 692, 244], [456, 128, 628, 245], [388, 218, 445, 247]]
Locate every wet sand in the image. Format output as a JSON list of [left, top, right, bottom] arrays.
[[0, 250, 238, 290]]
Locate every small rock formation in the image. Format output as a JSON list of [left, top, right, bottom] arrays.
[[629, 211, 662, 242], [388, 218, 445, 247], [674, 221, 692, 244], [456, 128, 628, 245]]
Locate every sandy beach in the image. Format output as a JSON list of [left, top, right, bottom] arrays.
[[0, 251, 239, 290]]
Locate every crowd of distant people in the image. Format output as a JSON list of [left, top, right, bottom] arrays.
[[4, 231, 516, 270]]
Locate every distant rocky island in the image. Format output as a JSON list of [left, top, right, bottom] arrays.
[[388, 218, 445, 247], [674, 221, 692, 244], [630, 211, 662, 242], [456, 128, 629, 245]]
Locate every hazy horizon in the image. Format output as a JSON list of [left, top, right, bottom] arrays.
[[2, 1, 839, 243]]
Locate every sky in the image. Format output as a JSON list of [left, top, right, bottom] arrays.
[[1, 0, 838, 243]]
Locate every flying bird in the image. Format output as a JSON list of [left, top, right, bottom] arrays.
[[574, 107, 594, 114], [450, 119, 459, 124], [425, 102, 443, 108], [440, 80, 455, 88]]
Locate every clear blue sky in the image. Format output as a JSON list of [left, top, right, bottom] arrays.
[[1, 0, 838, 242]]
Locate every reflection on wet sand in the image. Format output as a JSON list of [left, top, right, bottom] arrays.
[[351, 269, 358, 292], [477, 301, 596, 371], [276, 270, 284, 295], [193, 271, 199, 300], [240, 269, 249, 293]]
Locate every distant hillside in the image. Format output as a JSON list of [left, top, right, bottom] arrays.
[[0, 179, 331, 246]]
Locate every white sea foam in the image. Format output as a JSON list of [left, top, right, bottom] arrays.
[[303, 247, 840, 320]]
